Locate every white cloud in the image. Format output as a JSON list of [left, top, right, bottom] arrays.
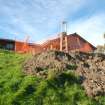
[[68, 13, 105, 46], [0, 0, 85, 41], [0, 0, 105, 47]]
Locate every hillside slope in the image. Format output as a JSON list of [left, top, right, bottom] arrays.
[[0, 50, 105, 105]]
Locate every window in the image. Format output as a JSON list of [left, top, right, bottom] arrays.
[[6, 43, 14, 50], [0, 44, 3, 49]]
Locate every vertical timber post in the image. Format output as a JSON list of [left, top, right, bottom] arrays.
[[50, 44, 53, 50], [65, 36, 68, 53], [14, 36, 16, 52], [104, 33, 105, 54]]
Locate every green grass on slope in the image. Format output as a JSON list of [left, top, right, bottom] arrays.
[[0, 50, 105, 105]]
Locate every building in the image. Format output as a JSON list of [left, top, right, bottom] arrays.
[[0, 38, 41, 54], [0, 33, 96, 53], [0, 38, 15, 51], [41, 32, 96, 53]]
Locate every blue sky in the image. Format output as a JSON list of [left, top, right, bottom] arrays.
[[0, 0, 105, 46]]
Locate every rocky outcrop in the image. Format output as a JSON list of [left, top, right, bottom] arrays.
[[75, 53, 105, 97], [23, 51, 105, 97], [23, 51, 76, 78]]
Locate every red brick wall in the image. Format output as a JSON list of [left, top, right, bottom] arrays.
[[15, 41, 30, 53], [0, 33, 96, 54], [15, 41, 43, 54], [40, 34, 96, 53]]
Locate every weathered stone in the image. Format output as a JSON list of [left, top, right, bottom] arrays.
[[23, 51, 105, 97]]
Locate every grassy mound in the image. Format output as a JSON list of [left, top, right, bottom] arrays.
[[0, 50, 105, 105]]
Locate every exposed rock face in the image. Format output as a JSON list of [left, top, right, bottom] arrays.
[[75, 53, 105, 97], [23, 51, 105, 97], [23, 51, 76, 78]]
